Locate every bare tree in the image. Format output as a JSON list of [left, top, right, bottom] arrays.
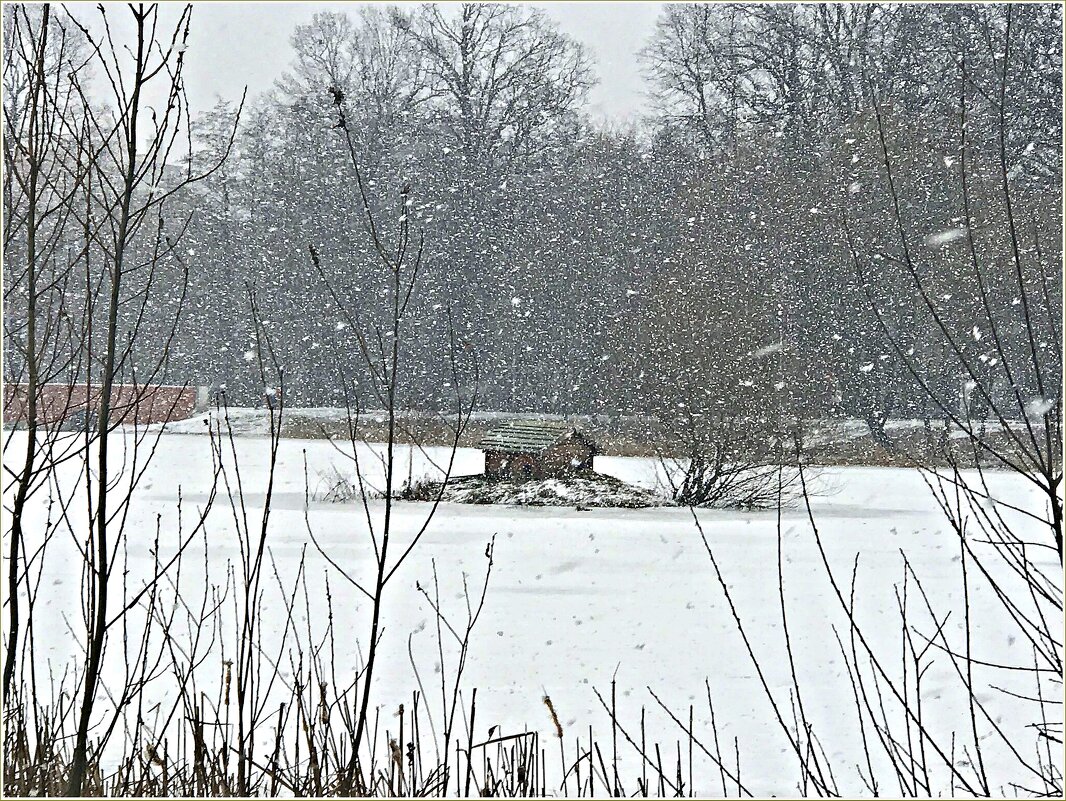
[[278, 6, 430, 158], [640, 3, 1059, 156], [43, 4, 244, 793], [395, 2, 593, 179], [639, 3, 758, 150], [305, 81, 478, 794], [2, 1, 97, 706]]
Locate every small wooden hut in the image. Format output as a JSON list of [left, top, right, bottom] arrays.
[[479, 419, 598, 481]]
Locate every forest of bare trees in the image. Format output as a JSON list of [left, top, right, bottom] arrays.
[[6, 3, 1056, 423]]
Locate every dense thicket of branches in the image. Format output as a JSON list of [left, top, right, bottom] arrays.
[[5, 3, 1062, 429]]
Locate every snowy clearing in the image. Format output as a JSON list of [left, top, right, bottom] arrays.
[[7, 429, 1056, 796]]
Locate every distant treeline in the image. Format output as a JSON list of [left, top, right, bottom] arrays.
[[4, 3, 1062, 425]]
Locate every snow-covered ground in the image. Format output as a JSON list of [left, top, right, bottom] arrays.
[[5, 428, 1060, 796]]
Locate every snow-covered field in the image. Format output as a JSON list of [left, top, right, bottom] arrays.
[[6, 427, 1060, 796]]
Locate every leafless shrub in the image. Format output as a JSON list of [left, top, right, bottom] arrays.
[[656, 411, 813, 509], [311, 462, 367, 503]]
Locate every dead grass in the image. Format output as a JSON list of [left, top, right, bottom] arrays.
[[2, 681, 696, 797], [279, 411, 1031, 469]]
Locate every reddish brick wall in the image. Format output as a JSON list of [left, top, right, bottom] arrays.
[[3, 383, 200, 425]]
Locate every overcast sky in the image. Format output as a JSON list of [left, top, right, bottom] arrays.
[[66, 2, 664, 123]]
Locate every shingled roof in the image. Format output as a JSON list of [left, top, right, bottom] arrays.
[[478, 419, 580, 455]]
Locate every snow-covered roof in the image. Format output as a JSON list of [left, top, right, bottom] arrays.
[[479, 419, 593, 455]]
